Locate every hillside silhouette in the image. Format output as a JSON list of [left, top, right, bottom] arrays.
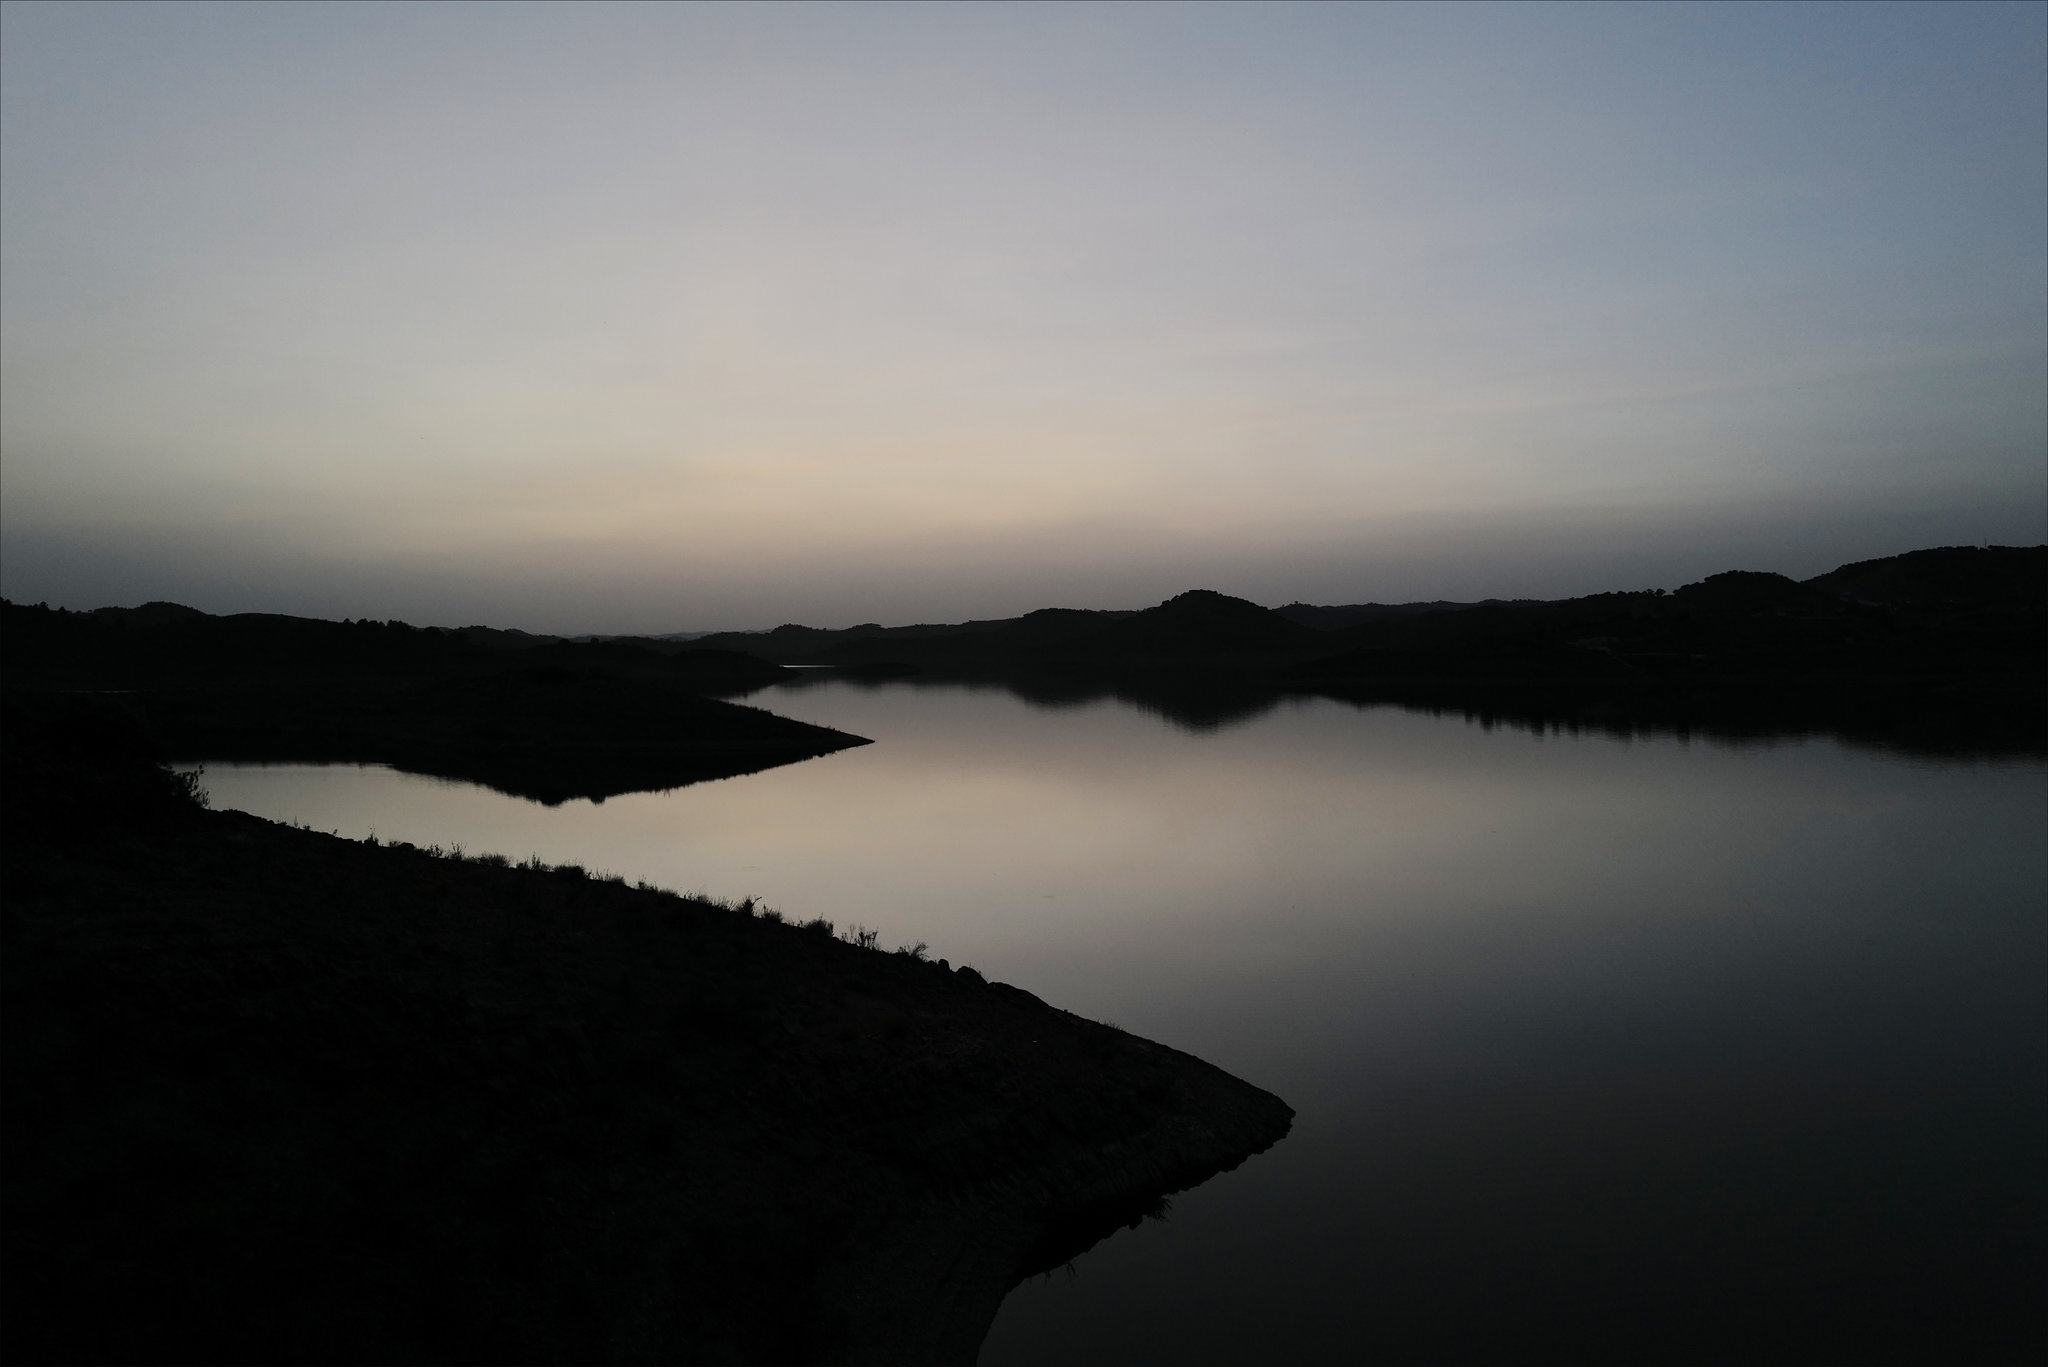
[[1, 692, 1290, 1363], [4, 544, 2039, 775], [691, 544, 2048, 751], [686, 545, 2043, 676], [0, 601, 865, 803]]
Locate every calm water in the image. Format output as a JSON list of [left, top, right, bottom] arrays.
[[202, 682, 2047, 1363]]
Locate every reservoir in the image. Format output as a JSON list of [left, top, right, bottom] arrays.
[[201, 680, 2046, 1363]]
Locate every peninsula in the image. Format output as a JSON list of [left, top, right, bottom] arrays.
[[0, 697, 1292, 1363]]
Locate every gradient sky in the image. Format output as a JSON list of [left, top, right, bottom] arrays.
[[2, 1, 2042, 631]]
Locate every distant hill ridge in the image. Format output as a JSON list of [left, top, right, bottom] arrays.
[[676, 543, 2043, 665], [6, 543, 2040, 691], [11, 543, 2036, 648], [1805, 544, 2047, 608], [5, 541, 2039, 763]]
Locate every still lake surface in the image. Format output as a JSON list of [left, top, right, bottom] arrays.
[[202, 680, 2046, 1363]]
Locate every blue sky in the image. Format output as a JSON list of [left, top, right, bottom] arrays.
[[3, 1, 2041, 630]]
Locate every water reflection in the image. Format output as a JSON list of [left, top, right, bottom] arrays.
[[766, 669, 2046, 758], [201, 683, 2046, 1364]]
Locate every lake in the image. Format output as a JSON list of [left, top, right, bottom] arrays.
[[200, 679, 2046, 1364]]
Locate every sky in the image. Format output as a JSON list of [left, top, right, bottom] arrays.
[[2, 1, 2042, 632]]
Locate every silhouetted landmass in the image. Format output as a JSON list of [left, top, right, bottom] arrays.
[[1279, 550, 2044, 755], [0, 697, 1292, 1364], [12, 544, 2033, 775], [0, 598, 784, 690], [692, 545, 2048, 754], [1805, 544, 2048, 609], [0, 548, 2033, 1359], [1274, 596, 1540, 630], [688, 593, 1300, 672], [0, 600, 866, 802], [685, 610, 1126, 666]]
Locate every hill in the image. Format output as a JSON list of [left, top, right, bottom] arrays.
[[676, 546, 2043, 694], [681, 544, 2045, 751], [0, 600, 864, 803], [8, 542, 2040, 768], [1804, 544, 2047, 609]]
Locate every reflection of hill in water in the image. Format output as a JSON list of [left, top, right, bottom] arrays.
[[1320, 679, 2047, 761], [761, 546, 2046, 756], [954, 675, 1289, 733], [771, 670, 1288, 733], [778, 668, 2041, 756]]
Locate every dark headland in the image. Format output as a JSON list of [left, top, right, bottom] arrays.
[[0, 599, 871, 804], [0, 698, 1292, 1364]]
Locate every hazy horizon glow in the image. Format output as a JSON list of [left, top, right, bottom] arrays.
[[3, 2, 2043, 632]]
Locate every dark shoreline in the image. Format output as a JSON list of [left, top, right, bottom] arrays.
[[6, 543, 2040, 796], [0, 719, 1292, 1364], [118, 674, 874, 806], [0, 601, 874, 804]]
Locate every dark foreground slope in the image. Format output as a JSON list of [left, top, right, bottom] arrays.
[[0, 600, 865, 803], [0, 701, 1291, 1365]]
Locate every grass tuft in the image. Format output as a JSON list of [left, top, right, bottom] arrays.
[[172, 767, 210, 809]]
